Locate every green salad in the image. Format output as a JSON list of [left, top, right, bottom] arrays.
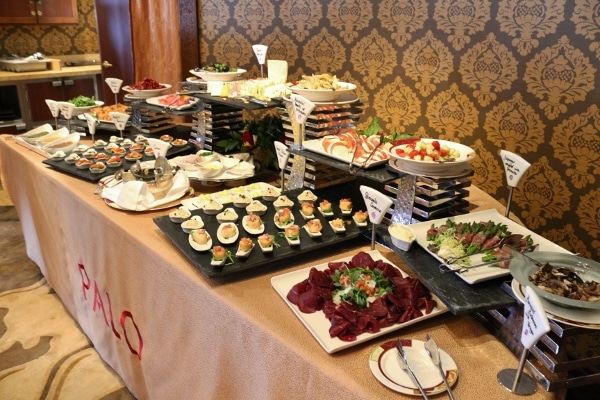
[[68, 95, 97, 107], [331, 267, 393, 309]]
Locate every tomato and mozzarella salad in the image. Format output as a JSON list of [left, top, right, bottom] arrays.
[[393, 139, 460, 162]]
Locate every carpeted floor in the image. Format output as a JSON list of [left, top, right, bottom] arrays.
[[0, 182, 136, 399]]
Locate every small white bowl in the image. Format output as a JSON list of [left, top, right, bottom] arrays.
[[262, 187, 281, 201], [245, 200, 267, 216], [201, 200, 224, 215], [273, 195, 294, 211], [181, 216, 204, 233], [216, 207, 239, 223], [388, 223, 416, 251], [75, 158, 93, 169], [89, 162, 107, 174], [289, 82, 356, 102], [189, 229, 212, 252], [169, 207, 192, 223], [122, 84, 171, 99], [64, 154, 80, 164], [217, 223, 239, 245], [50, 150, 66, 161], [72, 101, 104, 116], [189, 68, 246, 82], [198, 160, 224, 178]]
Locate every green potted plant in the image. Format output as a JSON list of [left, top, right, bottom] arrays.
[[216, 114, 285, 170]]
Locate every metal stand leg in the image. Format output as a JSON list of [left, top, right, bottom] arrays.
[[497, 348, 538, 395]]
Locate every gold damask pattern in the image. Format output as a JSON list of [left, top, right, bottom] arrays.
[[497, 0, 564, 56], [459, 33, 517, 107], [200, 0, 231, 41], [233, 0, 276, 42], [373, 76, 420, 133], [280, 0, 322, 42], [402, 31, 453, 97], [0, 0, 98, 57], [198, 0, 600, 259], [349, 29, 396, 89], [524, 36, 596, 120], [433, 0, 491, 51], [550, 105, 600, 189], [518, 156, 572, 229], [302, 28, 347, 74], [327, 0, 372, 44], [572, 0, 600, 59], [484, 93, 545, 153], [379, 0, 429, 47], [426, 83, 478, 139]]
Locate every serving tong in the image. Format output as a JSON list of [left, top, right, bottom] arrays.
[[94, 169, 123, 195], [438, 233, 526, 274], [396, 339, 430, 399], [424, 334, 456, 400], [439, 244, 539, 274]]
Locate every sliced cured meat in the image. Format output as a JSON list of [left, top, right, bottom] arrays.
[[287, 251, 436, 341]]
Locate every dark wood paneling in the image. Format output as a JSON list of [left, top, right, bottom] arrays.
[[94, 0, 134, 102], [178, 0, 199, 77]]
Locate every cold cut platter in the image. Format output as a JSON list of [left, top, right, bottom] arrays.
[[271, 250, 448, 353]]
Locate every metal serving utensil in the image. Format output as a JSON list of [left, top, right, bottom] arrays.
[[440, 244, 539, 274], [424, 334, 455, 400], [396, 339, 430, 399], [443, 233, 523, 265]]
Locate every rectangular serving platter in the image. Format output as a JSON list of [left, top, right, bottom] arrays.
[[302, 138, 389, 169], [410, 209, 570, 284], [271, 250, 449, 353], [42, 141, 192, 182], [154, 186, 371, 278]]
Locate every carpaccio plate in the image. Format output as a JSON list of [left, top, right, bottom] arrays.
[[271, 250, 448, 353]]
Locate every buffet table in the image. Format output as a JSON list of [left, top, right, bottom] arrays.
[[0, 135, 560, 400]]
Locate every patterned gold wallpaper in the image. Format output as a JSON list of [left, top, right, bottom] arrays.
[[0, 0, 98, 57], [198, 0, 600, 260]]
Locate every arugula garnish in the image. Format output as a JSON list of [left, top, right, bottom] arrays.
[[331, 267, 393, 309]]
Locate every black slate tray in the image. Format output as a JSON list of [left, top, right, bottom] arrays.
[[42, 142, 193, 182], [375, 226, 516, 315], [153, 186, 371, 278]]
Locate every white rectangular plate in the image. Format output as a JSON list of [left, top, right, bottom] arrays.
[[145, 95, 200, 110], [180, 181, 279, 210], [410, 209, 570, 284], [271, 250, 448, 354], [302, 138, 389, 168]]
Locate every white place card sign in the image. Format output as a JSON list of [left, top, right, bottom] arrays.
[[84, 113, 98, 135], [45, 99, 60, 117], [58, 101, 75, 119], [252, 44, 268, 65], [290, 94, 315, 125], [109, 112, 130, 130], [359, 185, 393, 224], [274, 141, 290, 170], [501, 150, 531, 188], [105, 78, 123, 94], [521, 285, 550, 349]]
